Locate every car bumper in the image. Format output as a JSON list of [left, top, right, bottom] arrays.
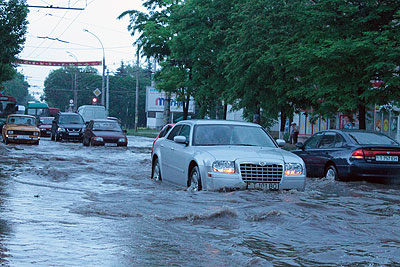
[[6, 135, 40, 144], [338, 162, 400, 184], [40, 130, 51, 137], [59, 132, 83, 141], [203, 168, 306, 191], [90, 140, 127, 147]]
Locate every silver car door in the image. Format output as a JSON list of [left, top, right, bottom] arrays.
[[167, 124, 191, 186], [160, 125, 182, 183]]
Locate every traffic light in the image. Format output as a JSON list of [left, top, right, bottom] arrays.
[[92, 97, 98, 105]]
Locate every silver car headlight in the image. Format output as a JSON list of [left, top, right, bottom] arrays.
[[57, 127, 65, 132], [285, 163, 303, 176], [212, 160, 235, 174], [8, 130, 14, 134], [118, 137, 126, 143]]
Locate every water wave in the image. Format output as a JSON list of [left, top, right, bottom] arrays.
[[247, 210, 286, 222], [159, 207, 238, 223]]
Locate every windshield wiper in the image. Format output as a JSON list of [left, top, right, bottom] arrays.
[[236, 144, 256, 146]]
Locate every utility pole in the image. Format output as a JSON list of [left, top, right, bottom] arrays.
[[106, 69, 109, 112], [134, 48, 139, 132], [67, 51, 78, 111]]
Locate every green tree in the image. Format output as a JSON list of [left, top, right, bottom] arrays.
[[1, 72, 31, 104], [0, 0, 28, 83], [291, 0, 400, 129]]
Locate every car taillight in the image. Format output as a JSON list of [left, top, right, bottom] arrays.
[[351, 149, 364, 159]]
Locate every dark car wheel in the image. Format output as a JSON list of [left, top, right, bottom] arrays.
[[325, 165, 339, 181], [152, 158, 162, 181], [188, 166, 202, 191]]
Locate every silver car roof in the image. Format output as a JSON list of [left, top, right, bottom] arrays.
[[176, 119, 260, 127]]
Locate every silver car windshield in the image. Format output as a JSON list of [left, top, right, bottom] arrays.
[[193, 124, 276, 147]]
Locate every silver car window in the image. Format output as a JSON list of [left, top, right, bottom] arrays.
[[179, 125, 190, 140], [167, 125, 183, 141]]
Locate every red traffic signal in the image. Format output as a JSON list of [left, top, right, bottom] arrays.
[[92, 97, 98, 104]]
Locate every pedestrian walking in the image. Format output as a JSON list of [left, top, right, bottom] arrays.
[[289, 122, 299, 144]]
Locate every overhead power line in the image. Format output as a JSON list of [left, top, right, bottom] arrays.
[[27, 5, 85, 10]]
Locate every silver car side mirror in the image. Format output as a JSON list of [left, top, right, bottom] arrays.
[[174, 136, 188, 145], [276, 139, 286, 147]]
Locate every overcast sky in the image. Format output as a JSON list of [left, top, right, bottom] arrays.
[[18, 0, 145, 99]]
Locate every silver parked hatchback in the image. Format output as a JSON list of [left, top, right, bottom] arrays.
[[151, 120, 306, 191]]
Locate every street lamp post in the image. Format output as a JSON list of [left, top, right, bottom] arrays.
[[67, 51, 78, 111], [83, 29, 106, 107]]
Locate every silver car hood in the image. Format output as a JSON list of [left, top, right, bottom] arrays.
[[197, 146, 302, 163]]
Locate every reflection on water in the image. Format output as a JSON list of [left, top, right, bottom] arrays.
[[0, 137, 399, 266]]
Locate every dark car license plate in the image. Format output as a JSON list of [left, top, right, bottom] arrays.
[[105, 143, 117, 147], [376, 155, 398, 162], [247, 182, 280, 190]]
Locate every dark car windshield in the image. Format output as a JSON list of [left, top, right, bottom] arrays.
[[348, 132, 398, 145], [59, 115, 84, 124], [93, 121, 122, 132], [40, 118, 53, 125], [193, 124, 276, 147]]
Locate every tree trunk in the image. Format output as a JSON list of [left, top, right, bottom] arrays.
[[280, 110, 286, 139], [358, 103, 366, 130], [223, 103, 227, 120], [163, 93, 171, 125], [183, 93, 189, 120], [358, 87, 366, 130]]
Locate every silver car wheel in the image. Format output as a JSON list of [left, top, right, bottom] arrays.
[[188, 166, 201, 191], [325, 166, 338, 180], [152, 159, 162, 181]]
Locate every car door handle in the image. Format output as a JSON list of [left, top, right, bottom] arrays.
[[170, 147, 175, 151], [161, 144, 164, 148]]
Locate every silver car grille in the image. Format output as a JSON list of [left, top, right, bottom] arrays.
[[240, 163, 283, 183], [67, 128, 81, 133]]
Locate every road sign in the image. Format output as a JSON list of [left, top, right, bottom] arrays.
[[93, 88, 101, 97]]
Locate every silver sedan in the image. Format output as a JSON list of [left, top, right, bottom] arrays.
[[151, 120, 306, 191]]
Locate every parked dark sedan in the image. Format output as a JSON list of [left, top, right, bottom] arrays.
[[82, 119, 127, 147], [293, 129, 400, 184], [51, 112, 85, 142], [38, 117, 54, 137]]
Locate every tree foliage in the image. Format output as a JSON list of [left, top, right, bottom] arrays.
[[0, 0, 28, 83], [1, 72, 32, 104], [122, 0, 400, 129]]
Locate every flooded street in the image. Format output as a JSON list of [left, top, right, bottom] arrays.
[[0, 136, 399, 266]]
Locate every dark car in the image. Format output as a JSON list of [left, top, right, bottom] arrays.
[[293, 129, 400, 184], [51, 112, 85, 142], [82, 119, 127, 147], [38, 117, 54, 137]]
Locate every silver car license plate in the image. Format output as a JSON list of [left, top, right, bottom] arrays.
[[376, 155, 398, 162], [247, 183, 280, 190]]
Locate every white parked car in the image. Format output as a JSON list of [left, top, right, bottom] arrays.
[[151, 120, 306, 191], [77, 105, 108, 123]]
